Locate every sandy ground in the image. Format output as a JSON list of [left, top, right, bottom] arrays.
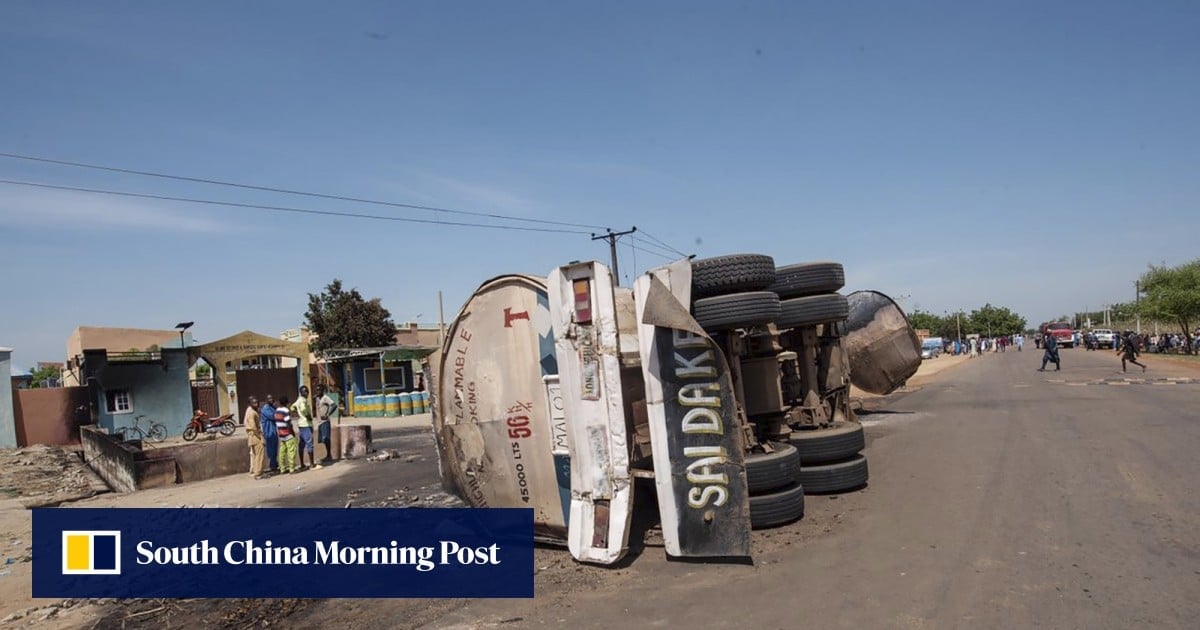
[[0, 415, 444, 628]]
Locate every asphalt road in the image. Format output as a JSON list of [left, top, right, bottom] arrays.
[[158, 349, 1200, 630], [415, 349, 1200, 629]]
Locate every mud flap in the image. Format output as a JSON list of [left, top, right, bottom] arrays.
[[635, 260, 752, 558], [548, 262, 633, 565]]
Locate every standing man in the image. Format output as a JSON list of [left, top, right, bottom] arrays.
[[260, 394, 279, 473], [1016, 334, 1024, 352], [1039, 331, 1061, 371], [1117, 330, 1147, 373], [292, 386, 315, 470], [315, 385, 335, 467], [275, 405, 298, 474], [244, 396, 267, 479]]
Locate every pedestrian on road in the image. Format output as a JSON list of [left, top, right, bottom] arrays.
[[244, 396, 267, 479], [1117, 331, 1147, 373], [260, 394, 278, 472], [1039, 332, 1061, 371]]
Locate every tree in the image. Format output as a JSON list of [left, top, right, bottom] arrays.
[[907, 310, 943, 334], [1136, 260, 1200, 354], [304, 279, 399, 354], [28, 365, 60, 388], [966, 304, 1027, 337]]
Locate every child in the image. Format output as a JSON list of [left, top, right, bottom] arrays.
[[275, 406, 298, 474]]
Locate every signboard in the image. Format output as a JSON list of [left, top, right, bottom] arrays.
[[635, 263, 751, 558]]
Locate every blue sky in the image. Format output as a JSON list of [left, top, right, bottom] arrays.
[[2, 1, 1198, 366]]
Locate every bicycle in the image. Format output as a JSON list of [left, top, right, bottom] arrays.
[[116, 414, 168, 443]]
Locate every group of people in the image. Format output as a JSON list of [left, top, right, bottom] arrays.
[[944, 335, 1024, 357], [242, 386, 336, 479], [1039, 330, 1149, 373]]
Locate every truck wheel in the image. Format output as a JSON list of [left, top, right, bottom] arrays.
[[788, 421, 865, 465], [750, 483, 805, 529], [691, 254, 776, 299], [778, 294, 849, 329], [745, 442, 800, 493], [769, 262, 845, 298], [692, 291, 781, 331], [797, 455, 869, 494]]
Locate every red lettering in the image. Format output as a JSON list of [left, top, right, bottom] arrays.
[[504, 308, 530, 328]]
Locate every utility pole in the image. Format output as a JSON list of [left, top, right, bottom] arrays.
[[1135, 280, 1141, 334], [591, 227, 637, 285]]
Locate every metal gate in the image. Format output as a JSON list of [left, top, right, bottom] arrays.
[[235, 368, 300, 420], [191, 382, 220, 417]]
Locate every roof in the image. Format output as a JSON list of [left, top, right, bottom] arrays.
[[321, 345, 439, 362]]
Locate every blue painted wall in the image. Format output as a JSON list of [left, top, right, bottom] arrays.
[[83, 348, 194, 437], [0, 349, 15, 448]]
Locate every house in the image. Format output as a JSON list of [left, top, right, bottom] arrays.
[[63, 326, 193, 387], [77, 348, 193, 437]]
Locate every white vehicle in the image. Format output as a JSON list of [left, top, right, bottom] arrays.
[[432, 255, 918, 565], [1093, 329, 1115, 346]]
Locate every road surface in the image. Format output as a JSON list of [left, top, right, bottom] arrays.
[[81, 349, 1200, 629], [412, 349, 1199, 628]]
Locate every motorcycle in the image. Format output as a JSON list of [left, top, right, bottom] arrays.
[[183, 410, 238, 441]]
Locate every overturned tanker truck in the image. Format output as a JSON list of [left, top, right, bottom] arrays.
[[430, 254, 920, 565]]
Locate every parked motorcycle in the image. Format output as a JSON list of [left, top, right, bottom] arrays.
[[183, 410, 237, 441]]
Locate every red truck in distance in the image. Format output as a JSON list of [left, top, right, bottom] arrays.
[[1041, 322, 1075, 349]]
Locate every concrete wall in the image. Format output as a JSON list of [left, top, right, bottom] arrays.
[[13, 386, 92, 446], [80, 426, 251, 491], [80, 426, 143, 493], [85, 348, 193, 437], [0, 348, 13, 447]]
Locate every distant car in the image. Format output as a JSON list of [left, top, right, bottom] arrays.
[[1093, 329, 1114, 346], [920, 338, 943, 359]]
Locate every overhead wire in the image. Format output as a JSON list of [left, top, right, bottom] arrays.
[[629, 234, 683, 259], [0, 179, 592, 234], [0, 151, 610, 230], [634, 227, 689, 258]]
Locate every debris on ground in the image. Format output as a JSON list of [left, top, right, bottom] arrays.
[[0, 445, 109, 507]]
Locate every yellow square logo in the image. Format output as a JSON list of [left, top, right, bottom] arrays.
[[61, 531, 121, 575]]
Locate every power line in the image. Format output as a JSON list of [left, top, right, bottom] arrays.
[[0, 179, 592, 234], [627, 242, 674, 261], [0, 151, 609, 231], [629, 234, 683, 259], [634, 227, 688, 258]]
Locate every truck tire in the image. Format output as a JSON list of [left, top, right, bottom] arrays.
[[692, 292, 780, 331], [777, 294, 849, 329], [797, 455, 869, 494], [750, 483, 805, 529], [691, 254, 776, 299], [788, 422, 865, 465], [745, 442, 800, 494], [769, 262, 845, 298]]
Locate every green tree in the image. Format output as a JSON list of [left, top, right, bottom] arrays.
[[967, 304, 1027, 337], [1136, 260, 1200, 354], [305, 279, 399, 354], [28, 365, 60, 388], [907, 310, 943, 334], [195, 363, 212, 378]]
